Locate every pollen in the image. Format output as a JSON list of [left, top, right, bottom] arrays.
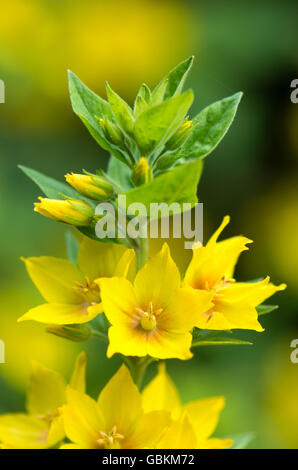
[[96, 425, 124, 448], [73, 276, 100, 304]]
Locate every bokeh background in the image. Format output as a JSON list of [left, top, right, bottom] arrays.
[[0, 0, 297, 448]]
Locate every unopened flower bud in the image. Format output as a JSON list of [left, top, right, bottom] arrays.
[[166, 119, 193, 150], [131, 157, 152, 186], [46, 324, 93, 342], [34, 197, 93, 226], [97, 116, 124, 146], [65, 173, 114, 201]]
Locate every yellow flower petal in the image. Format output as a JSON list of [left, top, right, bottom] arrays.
[[18, 302, 99, 325], [26, 361, 66, 416], [147, 329, 193, 360], [98, 277, 138, 326], [47, 415, 65, 447], [60, 443, 82, 449], [207, 215, 230, 245], [127, 411, 171, 449], [114, 248, 136, 280], [134, 244, 181, 308], [21, 256, 85, 304], [195, 299, 264, 332], [97, 365, 142, 437], [69, 351, 87, 394], [142, 363, 181, 418], [107, 325, 148, 358], [222, 277, 287, 307], [77, 236, 127, 281], [63, 387, 104, 449], [183, 397, 225, 442], [0, 414, 50, 449], [184, 216, 252, 289], [156, 413, 197, 449], [160, 287, 214, 332]]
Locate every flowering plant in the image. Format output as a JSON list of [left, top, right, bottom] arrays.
[[0, 57, 285, 449]]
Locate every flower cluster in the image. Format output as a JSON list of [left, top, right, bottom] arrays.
[[19, 217, 285, 362], [0, 355, 232, 449], [9, 57, 286, 449]]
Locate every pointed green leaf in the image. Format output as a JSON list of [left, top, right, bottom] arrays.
[[256, 304, 278, 316], [68, 71, 130, 166], [134, 95, 148, 117], [150, 78, 168, 106], [192, 337, 253, 347], [134, 90, 194, 155], [19, 165, 85, 200], [137, 83, 151, 103], [164, 56, 194, 99], [121, 159, 202, 215], [107, 155, 134, 192], [106, 82, 135, 134], [175, 92, 243, 162]]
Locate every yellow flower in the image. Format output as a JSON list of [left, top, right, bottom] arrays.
[[61, 364, 170, 449], [34, 197, 93, 226], [142, 363, 233, 449], [98, 244, 213, 360], [184, 216, 286, 331], [65, 173, 114, 201], [0, 352, 87, 449], [18, 236, 135, 325]]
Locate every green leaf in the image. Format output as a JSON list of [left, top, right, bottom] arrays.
[[65, 231, 79, 264], [106, 82, 135, 135], [68, 71, 130, 166], [230, 432, 255, 449], [134, 95, 148, 118], [164, 56, 194, 99], [134, 90, 194, 155], [192, 337, 253, 347], [256, 304, 278, 316], [150, 78, 168, 106], [19, 165, 85, 200], [136, 83, 151, 103], [121, 159, 202, 215], [107, 155, 134, 191], [175, 92, 243, 162]]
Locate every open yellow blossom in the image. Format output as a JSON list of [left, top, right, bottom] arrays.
[[0, 352, 87, 449], [18, 236, 135, 325], [142, 363, 233, 449], [62, 364, 170, 449], [98, 244, 213, 360], [184, 216, 286, 331]]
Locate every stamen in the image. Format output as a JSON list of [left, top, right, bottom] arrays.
[[96, 426, 124, 448], [136, 301, 163, 331]]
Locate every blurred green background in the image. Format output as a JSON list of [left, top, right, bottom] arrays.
[[0, 0, 297, 449]]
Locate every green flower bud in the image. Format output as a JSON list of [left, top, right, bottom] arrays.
[[65, 173, 114, 201], [166, 119, 193, 150], [46, 324, 93, 342], [97, 116, 124, 146]]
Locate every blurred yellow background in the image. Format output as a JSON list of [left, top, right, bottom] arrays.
[[0, 0, 297, 448]]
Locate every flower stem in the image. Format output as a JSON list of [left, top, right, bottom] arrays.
[[136, 236, 149, 271], [130, 356, 155, 389]]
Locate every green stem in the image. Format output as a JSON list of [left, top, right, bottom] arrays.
[[130, 356, 155, 389], [136, 236, 149, 271], [91, 327, 108, 343]]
